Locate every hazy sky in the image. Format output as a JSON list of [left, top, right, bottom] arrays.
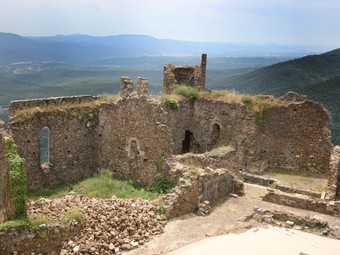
[[1, 0, 339, 48]]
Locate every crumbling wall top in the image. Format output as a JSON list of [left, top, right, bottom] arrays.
[[279, 91, 308, 102], [162, 53, 207, 95], [10, 95, 99, 117]]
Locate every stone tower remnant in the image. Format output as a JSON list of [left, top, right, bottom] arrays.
[[120, 76, 133, 98], [136, 77, 149, 96], [163, 53, 207, 94]]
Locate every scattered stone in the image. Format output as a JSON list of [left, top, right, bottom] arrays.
[[228, 193, 238, 198], [322, 227, 330, 236], [285, 221, 295, 227], [197, 201, 211, 216], [254, 208, 268, 215], [73, 245, 80, 253], [26, 195, 167, 254]]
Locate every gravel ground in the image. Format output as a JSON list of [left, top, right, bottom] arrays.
[[126, 183, 340, 255]]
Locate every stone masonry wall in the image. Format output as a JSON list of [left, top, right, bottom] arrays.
[[7, 93, 333, 191], [263, 189, 340, 217], [162, 159, 239, 219], [9, 98, 100, 191], [255, 100, 332, 173], [98, 96, 174, 186], [10, 96, 98, 116], [162, 54, 207, 94]]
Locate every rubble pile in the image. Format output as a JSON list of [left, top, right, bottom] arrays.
[[28, 195, 167, 254], [197, 201, 211, 216]]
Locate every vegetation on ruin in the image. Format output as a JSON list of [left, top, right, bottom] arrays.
[[154, 154, 166, 170], [4, 137, 27, 219], [61, 208, 84, 227], [192, 166, 202, 175], [98, 93, 120, 103], [163, 97, 179, 109], [150, 176, 176, 194], [28, 169, 161, 201], [172, 84, 198, 101], [13, 100, 102, 122], [203, 145, 235, 156], [0, 218, 31, 231]]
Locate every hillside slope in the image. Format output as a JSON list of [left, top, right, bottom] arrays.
[[222, 48, 340, 95]]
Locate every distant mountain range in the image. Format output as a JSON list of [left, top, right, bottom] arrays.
[[0, 32, 329, 64]]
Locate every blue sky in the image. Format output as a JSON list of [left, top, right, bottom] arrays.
[[1, 0, 339, 48]]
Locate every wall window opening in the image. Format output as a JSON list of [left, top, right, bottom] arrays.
[[39, 127, 50, 165]]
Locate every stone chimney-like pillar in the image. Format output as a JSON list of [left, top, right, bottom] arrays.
[[120, 76, 133, 98], [200, 53, 207, 89], [136, 77, 149, 96]]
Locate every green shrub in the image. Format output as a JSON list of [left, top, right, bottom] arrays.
[[5, 137, 27, 219], [155, 155, 166, 170], [151, 176, 175, 194], [164, 98, 179, 109], [173, 85, 198, 101]]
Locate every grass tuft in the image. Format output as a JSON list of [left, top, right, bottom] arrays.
[[172, 84, 198, 101], [28, 169, 160, 201]]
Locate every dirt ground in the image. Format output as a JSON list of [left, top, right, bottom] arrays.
[[126, 184, 340, 255]]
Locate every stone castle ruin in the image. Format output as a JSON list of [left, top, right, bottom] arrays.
[[1, 54, 340, 224]]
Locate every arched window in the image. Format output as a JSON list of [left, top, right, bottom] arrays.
[[39, 127, 50, 165], [211, 123, 221, 145]]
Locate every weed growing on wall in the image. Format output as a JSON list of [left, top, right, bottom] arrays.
[[164, 98, 179, 109], [5, 137, 27, 219], [173, 84, 198, 101], [155, 155, 166, 170]]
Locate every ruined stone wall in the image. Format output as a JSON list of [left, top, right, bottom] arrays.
[[98, 97, 174, 185], [6, 93, 333, 192], [163, 160, 239, 218], [10, 96, 98, 116], [162, 54, 207, 94], [166, 98, 332, 174], [255, 100, 332, 173], [263, 189, 340, 217], [166, 99, 260, 171], [9, 97, 100, 191]]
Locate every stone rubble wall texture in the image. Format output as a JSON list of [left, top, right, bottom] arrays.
[[255, 100, 332, 173], [98, 97, 173, 186], [162, 54, 207, 94], [120, 76, 134, 98], [263, 189, 340, 217], [8, 93, 333, 193], [326, 146, 340, 199], [9, 96, 100, 192], [10, 96, 98, 117], [136, 77, 149, 96], [162, 159, 241, 219]]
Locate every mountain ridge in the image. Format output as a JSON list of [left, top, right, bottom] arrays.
[[0, 32, 330, 65]]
